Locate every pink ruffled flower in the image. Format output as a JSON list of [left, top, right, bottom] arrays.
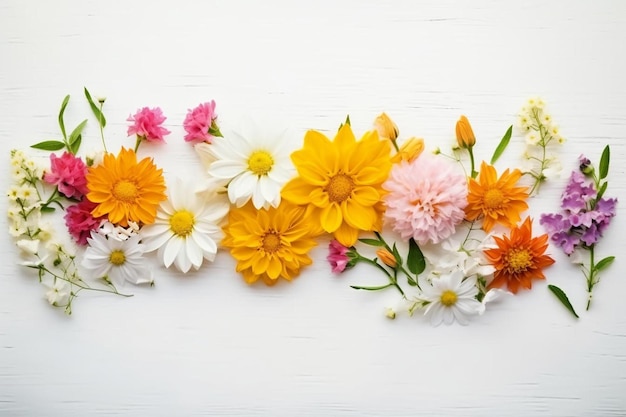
[[327, 239, 352, 273], [183, 101, 219, 143], [43, 152, 88, 199], [127, 107, 171, 143], [383, 154, 468, 245], [64, 199, 104, 245]]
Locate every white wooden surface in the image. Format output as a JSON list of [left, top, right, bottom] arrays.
[[1, 1, 626, 415]]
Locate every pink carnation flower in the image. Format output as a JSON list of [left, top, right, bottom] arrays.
[[327, 239, 351, 273], [43, 152, 88, 199], [183, 101, 218, 143], [383, 154, 468, 245], [64, 199, 104, 245], [127, 107, 171, 143]]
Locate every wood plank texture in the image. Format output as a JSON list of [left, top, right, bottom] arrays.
[[1, 1, 625, 415]]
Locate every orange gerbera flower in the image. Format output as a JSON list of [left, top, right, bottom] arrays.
[[465, 161, 529, 231], [484, 217, 555, 293], [86, 148, 166, 227]]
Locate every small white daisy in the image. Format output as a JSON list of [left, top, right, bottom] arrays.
[[418, 271, 482, 326], [82, 232, 152, 286], [205, 122, 294, 210], [140, 178, 229, 273]]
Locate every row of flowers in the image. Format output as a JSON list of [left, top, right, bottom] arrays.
[[7, 90, 617, 323]]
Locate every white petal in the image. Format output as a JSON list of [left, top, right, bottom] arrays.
[[163, 237, 183, 268], [209, 160, 247, 179], [185, 237, 203, 269]]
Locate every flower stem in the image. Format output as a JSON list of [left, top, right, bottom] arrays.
[[356, 254, 405, 297], [586, 244, 596, 311], [468, 147, 477, 179]]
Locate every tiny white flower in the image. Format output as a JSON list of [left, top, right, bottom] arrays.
[[16, 238, 40, 256], [525, 132, 540, 146], [417, 271, 482, 326], [141, 178, 229, 273], [45, 280, 71, 306], [205, 122, 295, 209], [82, 232, 152, 287], [478, 289, 512, 315]]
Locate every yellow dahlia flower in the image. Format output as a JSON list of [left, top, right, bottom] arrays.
[[222, 201, 318, 286], [281, 124, 391, 246]]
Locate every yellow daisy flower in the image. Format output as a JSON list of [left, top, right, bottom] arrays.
[[222, 201, 318, 286], [281, 124, 391, 246], [86, 148, 166, 227]]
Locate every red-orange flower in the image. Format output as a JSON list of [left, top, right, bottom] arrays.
[[465, 162, 529, 231], [484, 217, 555, 293]]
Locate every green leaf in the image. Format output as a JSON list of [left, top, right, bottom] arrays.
[[68, 119, 88, 153], [599, 145, 610, 180], [69, 135, 82, 155], [595, 256, 615, 272], [597, 181, 608, 200], [31, 140, 65, 151], [407, 238, 425, 275], [58, 94, 70, 141], [358, 238, 385, 247], [84, 87, 106, 128], [490, 125, 512, 165], [350, 284, 392, 291], [40, 206, 56, 213], [548, 285, 579, 319], [391, 242, 402, 265]]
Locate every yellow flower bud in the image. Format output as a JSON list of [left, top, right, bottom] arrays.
[[390, 137, 424, 163], [376, 248, 397, 268], [385, 307, 396, 320], [455, 115, 476, 149], [374, 112, 399, 142]]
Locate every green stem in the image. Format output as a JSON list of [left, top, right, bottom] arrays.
[[586, 245, 596, 311], [468, 146, 477, 179], [356, 255, 405, 297]]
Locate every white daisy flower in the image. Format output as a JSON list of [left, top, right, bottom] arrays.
[[205, 122, 294, 209], [140, 178, 230, 273], [82, 232, 152, 286], [45, 280, 71, 306], [418, 271, 482, 326]]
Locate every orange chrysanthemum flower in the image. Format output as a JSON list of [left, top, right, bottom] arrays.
[[484, 217, 555, 294], [86, 148, 166, 227], [465, 161, 529, 231], [222, 201, 318, 286], [281, 124, 391, 247]]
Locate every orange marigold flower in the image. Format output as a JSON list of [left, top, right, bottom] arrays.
[[455, 115, 476, 149], [484, 217, 555, 294], [86, 147, 166, 227], [465, 161, 529, 231]]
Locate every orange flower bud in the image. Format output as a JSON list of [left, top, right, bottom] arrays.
[[374, 112, 399, 142], [390, 137, 424, 163], [376, 248, 397, 268], [455, 115, 476, 149]]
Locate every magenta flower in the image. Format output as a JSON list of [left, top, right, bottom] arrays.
[[327, 239, 352, 273], [43, 152, 88, 199], [64, 200, 104, 245], [127, 107, 171, 143], [383, 154, 468, 245], [183, 101, 219, 143]]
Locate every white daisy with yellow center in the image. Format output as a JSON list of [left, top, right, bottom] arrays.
[[204, 123, 294, 210], [82, 233, 152, 287], [140, 178, 230, 273], [417, 271, 482, 326]]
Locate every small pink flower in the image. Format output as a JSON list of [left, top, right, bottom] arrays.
[[327, 239, 351, 273], [183, 101, 219, 143], [43, 152, 88, 199], [383, 154, 468, 245], [64, 199, 104, 245], [127, 107, 170, 143]]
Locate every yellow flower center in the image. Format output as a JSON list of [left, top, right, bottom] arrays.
[[109, 250, 126, 266], [113, 180, 138, 203], [506, 248, 532, 273], [326, 173, 354, 203], [440, 290, 458, 307], [484, 188, 504, 209], [248, 150, 274, 176], [262, 231, 281, 253], [170, 210, 195, 237]]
